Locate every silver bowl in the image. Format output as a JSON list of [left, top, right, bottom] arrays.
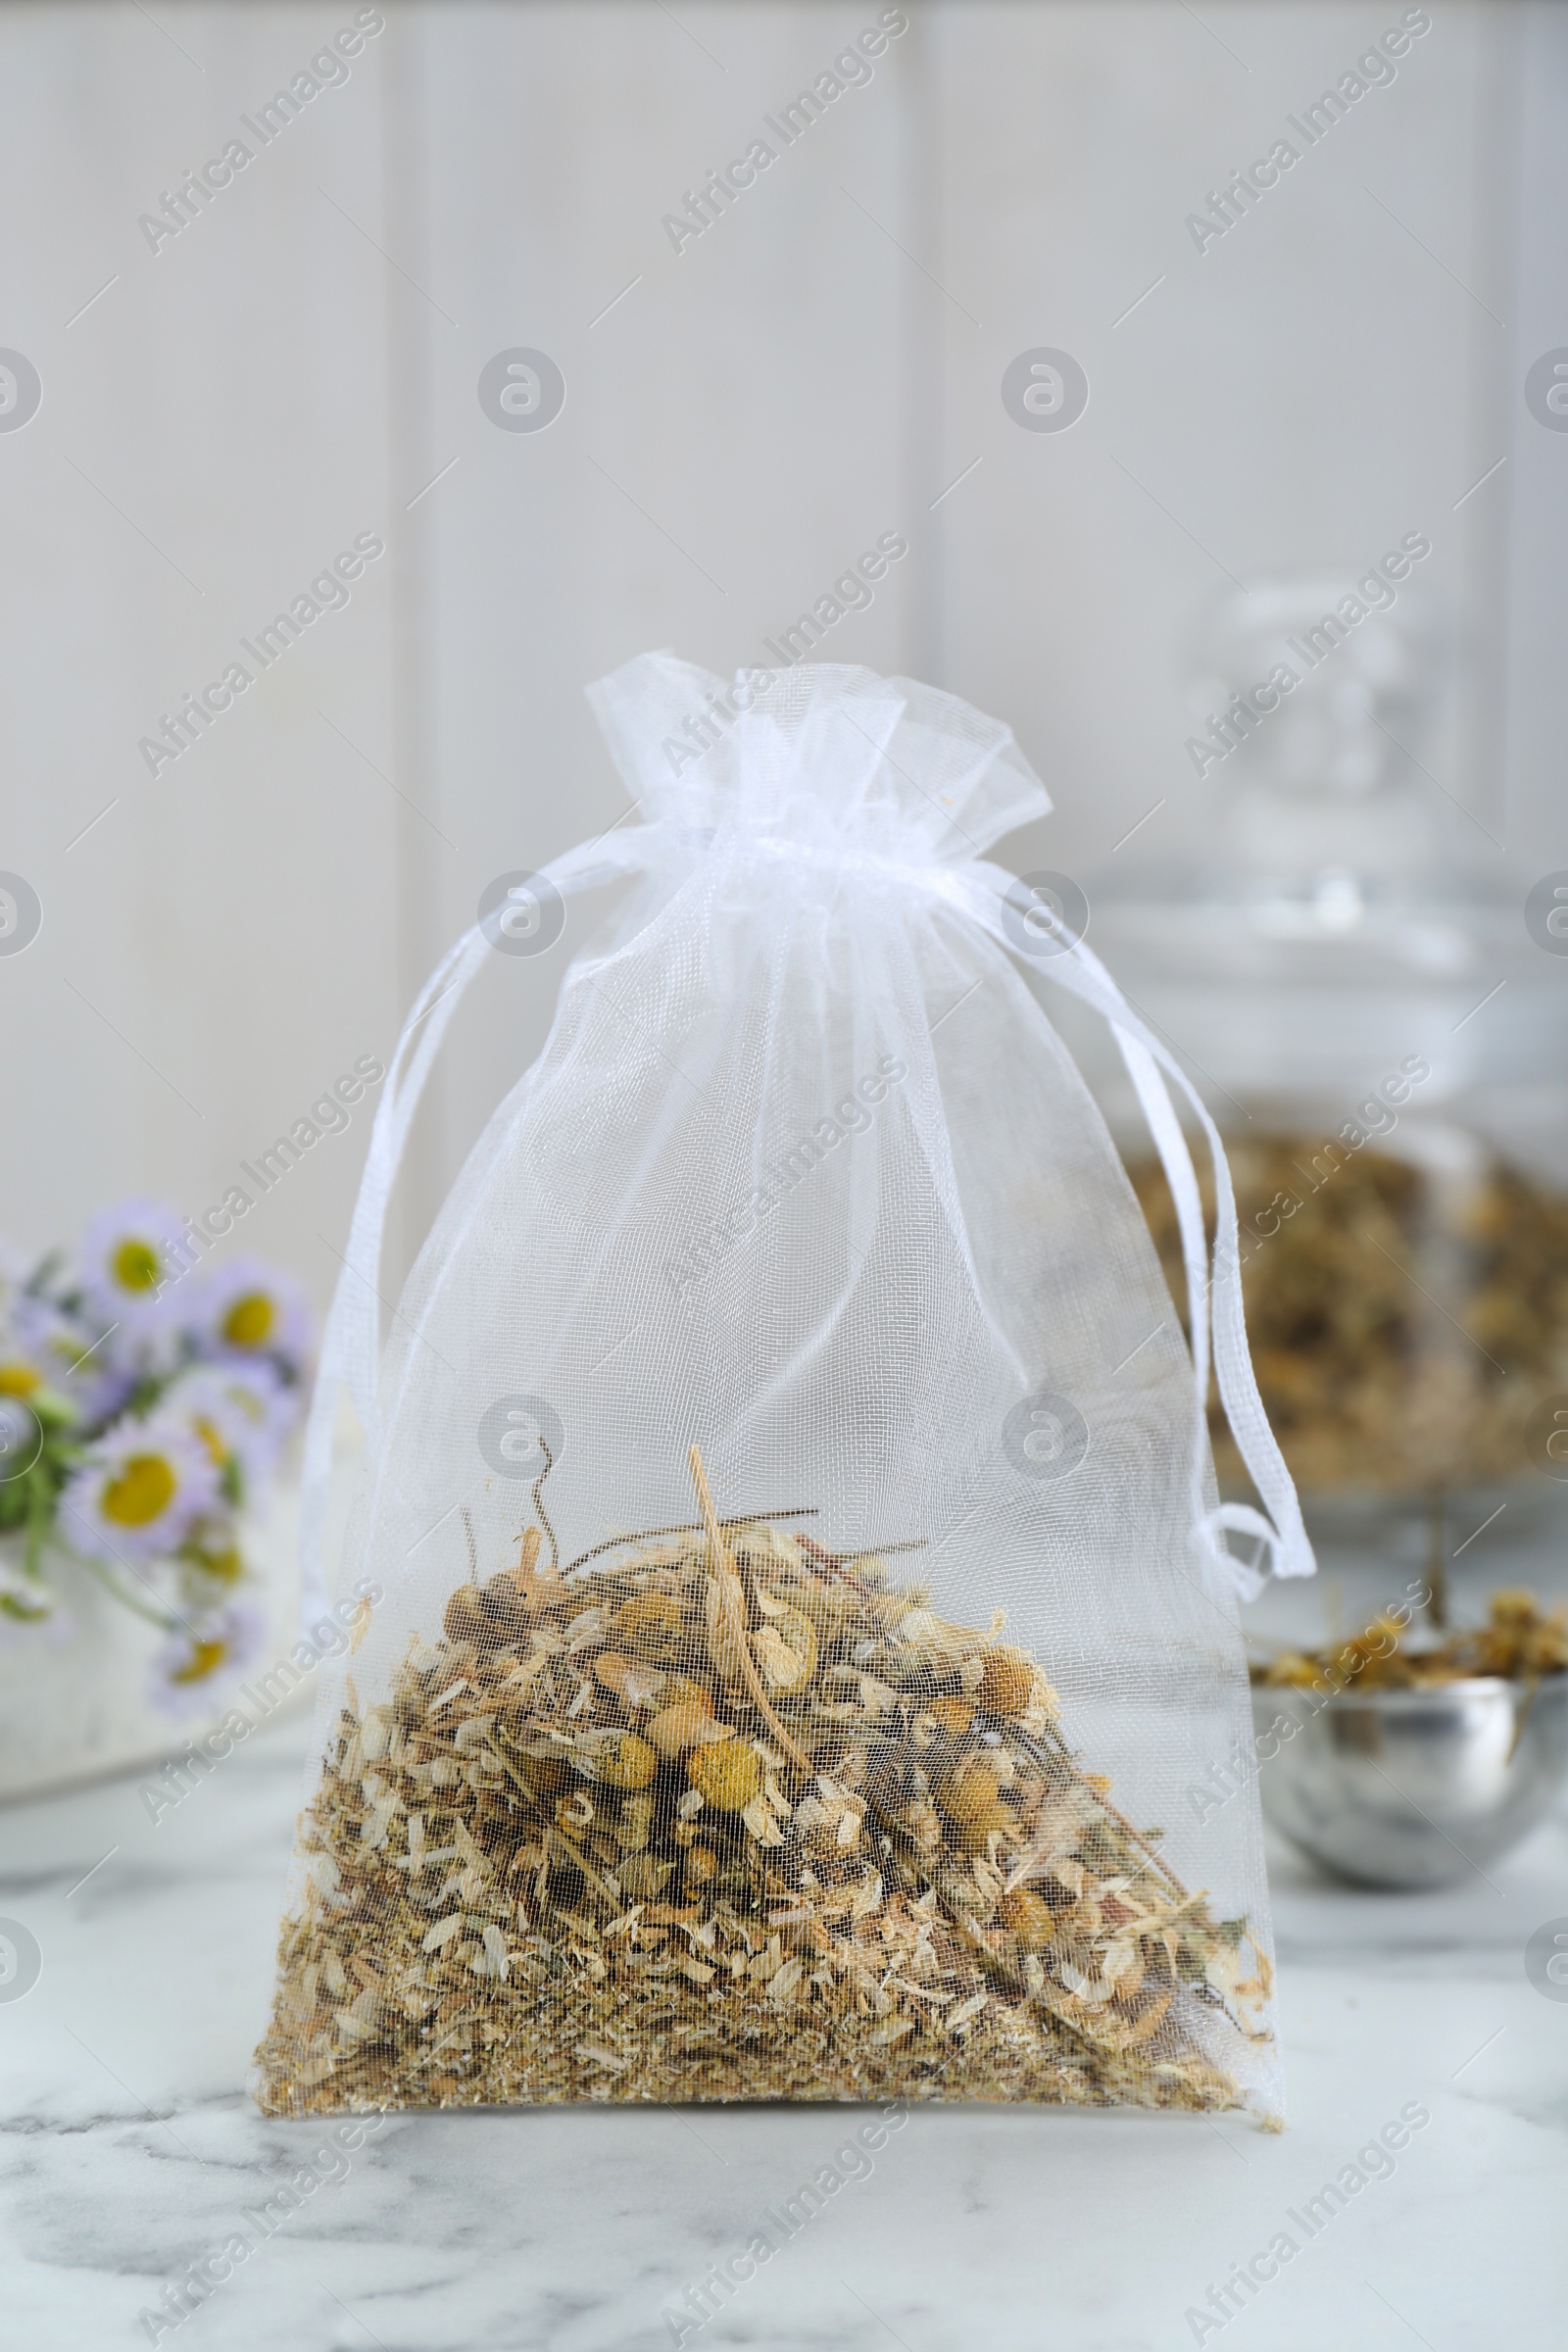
[[1252, 1674, 1568, 1888]]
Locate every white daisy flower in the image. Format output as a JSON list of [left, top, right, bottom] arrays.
[[162, 1359, 299, 1491], [75, 1195, 198, 1343], [5, 1298, 124, 1427], [194, 1258, 315, 1375], [59, 1414, 220, 1566], [147, 1597, 267, 1715]]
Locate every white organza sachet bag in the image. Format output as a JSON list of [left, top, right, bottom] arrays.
[[254, 654, 1312, 2121]]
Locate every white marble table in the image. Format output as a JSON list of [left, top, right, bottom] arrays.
[[4, 1558, 1566, 2352]]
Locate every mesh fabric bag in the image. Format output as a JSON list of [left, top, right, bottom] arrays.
[[253, 655, 1314, 2120]]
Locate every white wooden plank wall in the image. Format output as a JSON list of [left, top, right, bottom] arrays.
[[0, 2, 1552, 1307]]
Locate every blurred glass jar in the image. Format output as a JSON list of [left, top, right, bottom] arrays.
[[1077, 576, 1568, 1526]]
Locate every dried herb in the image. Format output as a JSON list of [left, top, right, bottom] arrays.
[[1253, 1588, 1568, 1691], [254, 1452, 1271, 2117], [1130, 1137, 1568, 1497]]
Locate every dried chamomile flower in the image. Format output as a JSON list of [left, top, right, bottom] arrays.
[[976, 1646, 1035, 1718], [617, 1793, 653, 1852], [942, 1751, 1005, 1825], [686, 1738, 763, 1812], [613, 1592, 686, 1661], [997, 1887, 1056, 1950], [592, 1731, 659, 1790]]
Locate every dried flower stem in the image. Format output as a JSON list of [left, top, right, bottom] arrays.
[[564, 1509, 819, 1579], [688, 1443, 813, 1777], [533, 1439, 559, 1574]]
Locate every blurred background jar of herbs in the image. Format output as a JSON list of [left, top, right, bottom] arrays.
[[1059, 570, 1568, 1610]]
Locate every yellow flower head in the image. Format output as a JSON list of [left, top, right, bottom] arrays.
[[65, 1416, 220, 1564], [172, 1636, 229, 1685], [80, 1199, 186, 1312], [221, 1293, 275, 1348], [112, 1238, 164, 1294], [102, 1453, 177, 1527], [150, 1600, 265, 1716]]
